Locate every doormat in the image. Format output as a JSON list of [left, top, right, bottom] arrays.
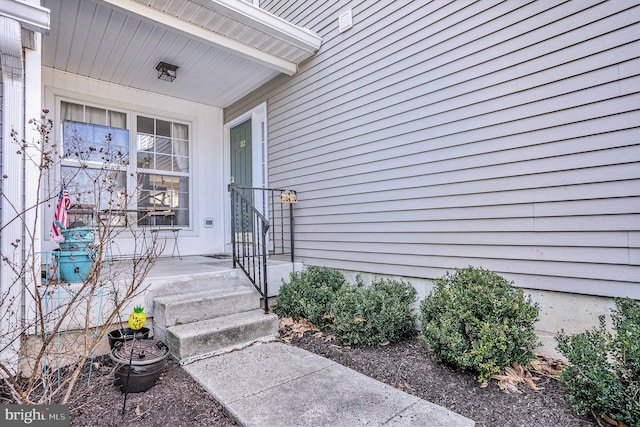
[[204, 254, 232, 259]]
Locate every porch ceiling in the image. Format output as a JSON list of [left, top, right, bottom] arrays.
[[41, 0, 321, 108]]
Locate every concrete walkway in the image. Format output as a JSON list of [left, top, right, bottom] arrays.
[[182, 342, 474, 426]]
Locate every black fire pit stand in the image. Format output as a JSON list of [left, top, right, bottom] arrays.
[[121, 332, 142, 416], [110, 334, 169, 416]]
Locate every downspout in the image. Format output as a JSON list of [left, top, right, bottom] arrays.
[[21, 76, 26, 331]]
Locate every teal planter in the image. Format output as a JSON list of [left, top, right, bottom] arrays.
[[59, 239, 95, 252], [56, 251, 94, 283], [61, 227, 96, 242]]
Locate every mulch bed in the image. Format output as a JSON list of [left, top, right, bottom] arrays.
[[67, 357, 235, 427], [283, 324, 598, 427], [3, 328, 598, 426], [0, 356, 236, 427]]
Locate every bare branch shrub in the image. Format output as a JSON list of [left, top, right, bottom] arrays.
[[0, 110, 162, 405]]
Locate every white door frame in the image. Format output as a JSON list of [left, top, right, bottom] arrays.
[[223, 102, 268, 252]]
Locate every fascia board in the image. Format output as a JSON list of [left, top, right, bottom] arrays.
[[102, 0, 299, 75], [197, 0, 322, 54], [0, 0, 50, 34]]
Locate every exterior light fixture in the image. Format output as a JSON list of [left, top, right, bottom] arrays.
[[156, 61, 178, 82]]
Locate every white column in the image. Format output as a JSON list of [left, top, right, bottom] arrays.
[[0, 15, 25, 375], [23, 31, 44, 335]]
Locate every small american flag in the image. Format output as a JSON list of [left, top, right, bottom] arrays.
[[49, 189, 70, 243]]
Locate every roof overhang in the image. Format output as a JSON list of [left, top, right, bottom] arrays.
[[41, 0, 322, 107], [104, 0, 320, 75]]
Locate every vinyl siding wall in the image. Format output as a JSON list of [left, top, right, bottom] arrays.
[[228, 0, 640, 298]]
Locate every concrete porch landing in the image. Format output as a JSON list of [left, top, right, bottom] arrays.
[[144, 254, 301, 297], [147, 254, 241, 279], [146, 254, 299, 282]]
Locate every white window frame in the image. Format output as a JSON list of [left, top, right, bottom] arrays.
[[58, 101, 131, 223], [134, 114, 191, 228], [54, 98, 193, 230]]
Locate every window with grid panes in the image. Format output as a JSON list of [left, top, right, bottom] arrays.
[[136, 116, 190, 227], [60, 101, 129, 225]]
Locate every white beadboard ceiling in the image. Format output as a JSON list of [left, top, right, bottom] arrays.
[[41, 0, 321, 108]]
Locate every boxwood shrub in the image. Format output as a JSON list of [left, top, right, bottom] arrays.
[[331, 276, 418, 346], [419, 266, 540, 383], [274, 266, 346, 326], [556, 298, 640, 426]]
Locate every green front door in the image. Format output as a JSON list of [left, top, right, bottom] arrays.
[[230, 119, 253, 237], [230, 119, 252, 190]]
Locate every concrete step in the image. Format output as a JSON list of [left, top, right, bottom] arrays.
[[154, 287, 261, 328], [144, 258, 302, 363], [166, 309, 279, 364], [145, 272, 253, 303]]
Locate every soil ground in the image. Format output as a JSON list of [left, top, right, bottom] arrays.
[[3, 330, 597, 427], [61, 357, 234, 427]]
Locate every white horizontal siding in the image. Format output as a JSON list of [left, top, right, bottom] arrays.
[[230, 0, 640, 298]]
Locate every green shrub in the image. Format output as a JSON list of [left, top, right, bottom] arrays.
[[419, 266, 540, 383], [274, 266, 346, 326], [331, 276, 418, 346], [556, 298, 640, 426]]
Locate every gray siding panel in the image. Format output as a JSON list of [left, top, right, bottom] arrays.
[[232, 1, 640, 298]]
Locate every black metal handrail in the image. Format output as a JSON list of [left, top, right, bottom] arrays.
[[229, 185, 296, 312]]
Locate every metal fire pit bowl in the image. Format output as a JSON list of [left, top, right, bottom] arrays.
[[107, 327, 151, 349], [110, 339, 169, 393]]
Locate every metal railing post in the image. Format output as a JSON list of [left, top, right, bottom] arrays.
[[289, 203, 295, 263], [229, 185, 237, 269], [229, 185, 296, 312], [262, 221, 269, 312]]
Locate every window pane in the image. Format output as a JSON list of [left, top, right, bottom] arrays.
[[109, 111, 127, 129], [173, 123, 188, 140], [136, 134, 154, 151], [61, 166, 127, 211], [137, 174, 173, 206], [137, 173, 188, 226], [155, 154, 172, 171], [156, 137, 171, 154], [137, 152, 154, 169], [109, 129, 130, 162], [173, 139, 188, 157], [156, 119, 171, 137], [137, 116, 154, 134], [63, 121, 129, 164], [86, 106, 106, 125], [173, 156, 189, 173], [61, 102, 84, 122]]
